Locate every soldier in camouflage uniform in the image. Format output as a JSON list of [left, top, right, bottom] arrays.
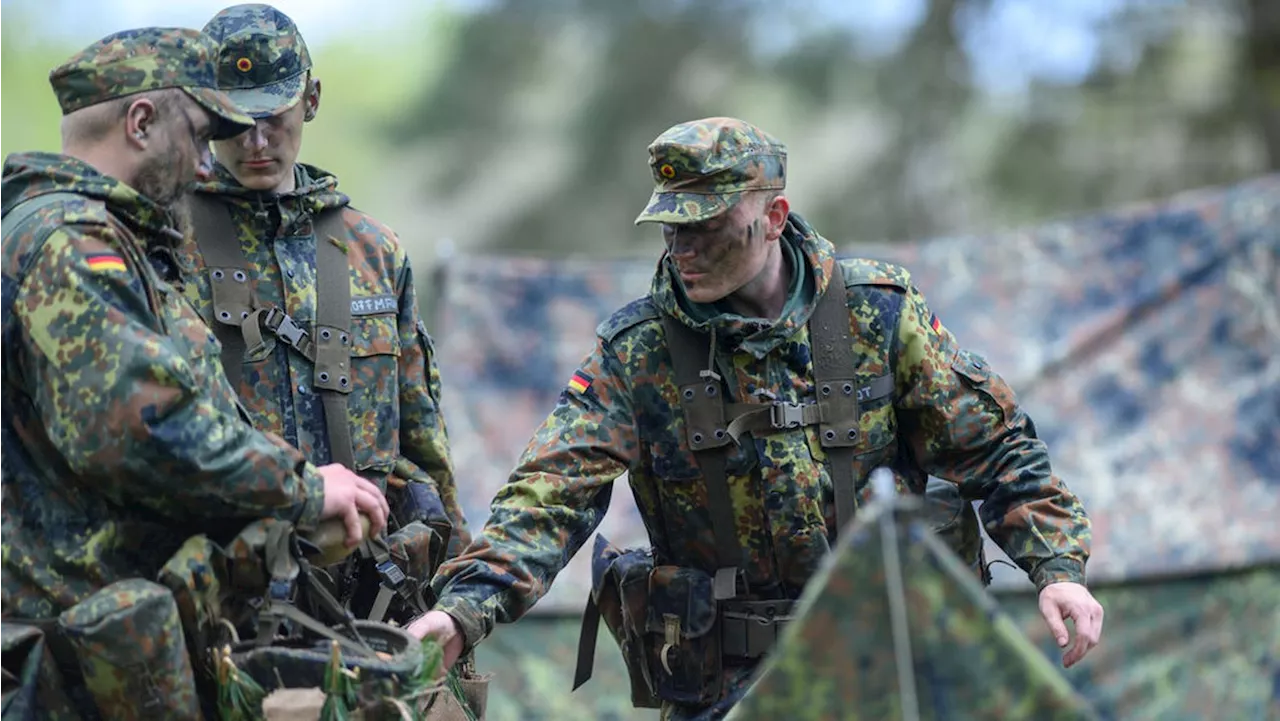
[[414, 116, 1105, 719], [173, 3, 471, 621], [0, 26, 390, 718]]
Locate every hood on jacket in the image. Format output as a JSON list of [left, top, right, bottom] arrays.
[[651, 211, 839, 360], [193, 160, 349, 237], [2, 151, 184, 247]]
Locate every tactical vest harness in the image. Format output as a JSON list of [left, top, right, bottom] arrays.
[[186, 195, 422, 623], [574, 272, 899, 694]]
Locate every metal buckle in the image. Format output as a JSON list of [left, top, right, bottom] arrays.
[[270, 311, 309, 350], [770, 401, 806, 429]]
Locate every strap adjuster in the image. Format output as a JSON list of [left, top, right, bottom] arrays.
[[268, 578, 293, 602], [770, 401, 807, 429], [376, 560, 406, 588], [265, 308, 309, 350]]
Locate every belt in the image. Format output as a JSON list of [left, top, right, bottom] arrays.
[[719, 599, 796, 663]]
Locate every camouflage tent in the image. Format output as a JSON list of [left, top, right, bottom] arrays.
[[430, 176, 1280, 720], [723, 472, 1098, 721]]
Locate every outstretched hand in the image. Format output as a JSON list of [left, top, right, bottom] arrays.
[[1038, 581, 1104, 668]]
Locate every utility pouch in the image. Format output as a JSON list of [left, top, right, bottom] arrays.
[[1, 621, 81, 720], [157, 535, 230, 683], [392, 458, 454, 575], [643, 565, 723, 706], [573, 535, 658, 708], [923, 479, 989, 585], [57, 578, 203, 720]]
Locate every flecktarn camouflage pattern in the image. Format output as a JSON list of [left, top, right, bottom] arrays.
[[634, 117, 787, 225], [48, 26, 254, 139], [723, 470, 1099, 721], [178, 161, 472, 561], [203, 3, 313, 117], [428, 175, 1280, 720]]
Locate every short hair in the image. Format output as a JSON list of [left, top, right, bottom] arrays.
[[60, 87, 188, 147]]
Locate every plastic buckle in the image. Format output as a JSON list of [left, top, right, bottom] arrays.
[[268, 309, 309, 349], [376, 560, 406, 588], [770, 401, 806, 429], [268, 578, 293, 601]]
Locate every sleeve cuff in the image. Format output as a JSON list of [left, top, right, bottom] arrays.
[[294, 462, 325, 531], [1030, 556, 1087, 591], [433, 594, 487, 656]]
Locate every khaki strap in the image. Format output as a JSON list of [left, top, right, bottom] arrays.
[[571, 594, 602, 690], [722, 374, 893, 443], [188, 198, 357, 471], [186, 195, 254, 391], [659, 316, 740, 601], [312, 210, 357, 470], [360, 535, 426, 622], [807, 277, 863, 533]]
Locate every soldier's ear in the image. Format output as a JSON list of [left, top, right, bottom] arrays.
[[303, 78, 321, 122], [764, 193, 790, 241], [124, 97, 160, 149]]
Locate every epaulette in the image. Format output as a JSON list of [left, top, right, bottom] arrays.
[[838, 257, 911, 291], [56, 195, 110, 227], [596, 296, 660, 343]]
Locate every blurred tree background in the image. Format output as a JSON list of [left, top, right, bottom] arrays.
[[4, 0, 1278, 268]]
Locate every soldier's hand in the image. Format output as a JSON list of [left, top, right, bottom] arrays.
[[317, 463, 389, 546], [1038, 581, 1104, 668], [405, 610, 465, 674]]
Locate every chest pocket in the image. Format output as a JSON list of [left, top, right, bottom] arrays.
[[346, 314, 401, 471]]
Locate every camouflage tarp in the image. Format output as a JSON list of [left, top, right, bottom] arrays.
[[723, 476, 1099, 721], [430, 176, 1280, 719]]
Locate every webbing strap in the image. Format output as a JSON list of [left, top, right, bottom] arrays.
[[186, 195, 252, 391], [312, 210, 356, 470], [659, 316, 740, 601], [187, 197, 357, 470], [360, 535, 426, 622], [807, 277, 862, 533]]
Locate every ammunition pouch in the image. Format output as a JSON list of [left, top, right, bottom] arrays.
[[58, 578, 203, 719], [573, 535, 658, 708], [643, 565, 724, 706], [718, 599, 796, 664]]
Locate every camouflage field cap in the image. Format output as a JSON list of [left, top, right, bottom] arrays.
[[48, 27, 255, 141], [203, 4, 313, 119], [634, 116, 787, 225]]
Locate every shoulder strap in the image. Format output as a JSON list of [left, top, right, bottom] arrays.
[[186, 194, 254, 391], [659, 316, 741, 601], [807, 277, 863, 534], [1, 191, 81, 229], [311, 209, 356, 470], [187, 198, 358, 470]]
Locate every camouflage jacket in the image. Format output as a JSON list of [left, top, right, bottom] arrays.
[[431, 213, 1092, 651], [176, 162, 470, 556], [0, 152, 324, 619]]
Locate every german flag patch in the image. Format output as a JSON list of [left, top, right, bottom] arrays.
[[85, 251, 127, 274], [567, 370, 593, 395], [929, 313, 942, 333]]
